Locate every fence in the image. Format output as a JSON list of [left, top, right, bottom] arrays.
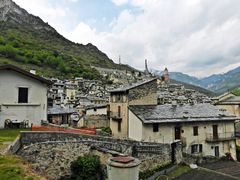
[[31, 125, 96, 135]]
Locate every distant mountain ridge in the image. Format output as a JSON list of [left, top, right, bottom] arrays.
[[153, 66, 240, 94], [0, 0, 133, 79]]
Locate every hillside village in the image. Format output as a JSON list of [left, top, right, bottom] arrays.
[[1, 62, 240, 179], [1, 0, 240, 180]]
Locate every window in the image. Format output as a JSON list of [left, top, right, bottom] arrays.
[[118, 120, 121, 132], [118, 106, 121, 117], [153, 124, 159, 132], [193, 126, 198, 136], [18, 87, 28, 103], [199, 144, 203, 153], [191, 144, 203, 154]]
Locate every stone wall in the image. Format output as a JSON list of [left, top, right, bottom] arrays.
[[16, 132, 182, 179], [128, 79, 158, 105]]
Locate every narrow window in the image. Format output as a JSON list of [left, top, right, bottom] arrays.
[[118, 120, 121, 132], [118, 106, 121, 117], [193, 126, 198, 136], [199, 144, 203, 153], [18, 87, 28, 103], [153, 124, 159, 132], [191, 144, 198, 154]]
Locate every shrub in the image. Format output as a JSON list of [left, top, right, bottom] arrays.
[[70, 155, 103, 180], [101, 127, 112, 135]]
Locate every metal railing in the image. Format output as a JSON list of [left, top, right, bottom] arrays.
[[206, 132, 235, 142]]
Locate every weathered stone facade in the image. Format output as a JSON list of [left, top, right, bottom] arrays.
[[128, 80, 157, 104], [15, 132, 182, 179], [109, 79, 158, 138]]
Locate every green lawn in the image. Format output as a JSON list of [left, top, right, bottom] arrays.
[[0, 129, 30, 142], [0, 155, 42, 180]]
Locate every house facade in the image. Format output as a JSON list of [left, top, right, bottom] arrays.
[[213, 93, 240, 117], [109, 78, 239, 159], [128, 104, 239, 159], [109, 78, 158, 138], [0, 65, 52, 128]]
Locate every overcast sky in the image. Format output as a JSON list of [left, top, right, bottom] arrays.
[[14, 0, 240, 77]]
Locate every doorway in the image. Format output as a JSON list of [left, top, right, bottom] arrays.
[[175, 126, 181, 140], [214, 146, 219, 157]]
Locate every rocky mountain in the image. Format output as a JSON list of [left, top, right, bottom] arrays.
[[153, 66, 240, 94], [0, 0, 132, 79]]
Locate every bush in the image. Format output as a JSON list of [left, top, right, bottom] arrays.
[[70, 155, 103, 180], [101, 127, 112, 135]]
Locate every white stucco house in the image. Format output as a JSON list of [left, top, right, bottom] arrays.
[[0, 65, 52, 128], [128, 103, 240, 160]]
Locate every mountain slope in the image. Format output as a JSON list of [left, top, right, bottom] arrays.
[[0, 0, 132, 79], [153, 66, 240, 94]]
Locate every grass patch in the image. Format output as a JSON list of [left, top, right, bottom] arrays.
[[139, 163, 172, 179], [0, 129, 30, 142], [167, 165, 190, 179], [0, 155, 42, 180]]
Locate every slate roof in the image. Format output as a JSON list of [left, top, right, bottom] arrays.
[[109, 78, 157, 93], [129, 103, 240, 124], [85, 104, 107, 110], [48, 107, 75, 115], [217, 96, 240, 105], [0, 65, 52, 85]]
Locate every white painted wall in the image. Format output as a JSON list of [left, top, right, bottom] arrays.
[[128, 114, 236, 159], [0, 70, 48, 127], [86, 107, 107, 115], [129, 110, 142, 141]]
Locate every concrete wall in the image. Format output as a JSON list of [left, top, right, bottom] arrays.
[[0, 70, 48, 127], [129, 110, 142, 141]]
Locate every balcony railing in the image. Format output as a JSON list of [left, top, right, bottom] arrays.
[[110, 112, 122, 120], [206, 132, 236, 142]]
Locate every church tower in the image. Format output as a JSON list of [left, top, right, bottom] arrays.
[[163, 67, 169, 82]]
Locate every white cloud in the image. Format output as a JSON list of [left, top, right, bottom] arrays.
[[112, 0, 129, 6], [13, 0, 240, 77]]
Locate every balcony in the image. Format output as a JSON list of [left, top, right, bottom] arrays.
[[110, 112, 122, 121], [206, 132, 236, 143]]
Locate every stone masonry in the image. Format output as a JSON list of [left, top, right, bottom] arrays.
[[15, 132, 182, 179]]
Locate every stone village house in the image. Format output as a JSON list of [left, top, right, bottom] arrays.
[[213, 92, 240, 117], [109, 78, 240, 159], [0, 65, 52, 128]]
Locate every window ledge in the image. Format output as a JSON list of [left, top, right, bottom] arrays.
[[2, 103, 41, 106]]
